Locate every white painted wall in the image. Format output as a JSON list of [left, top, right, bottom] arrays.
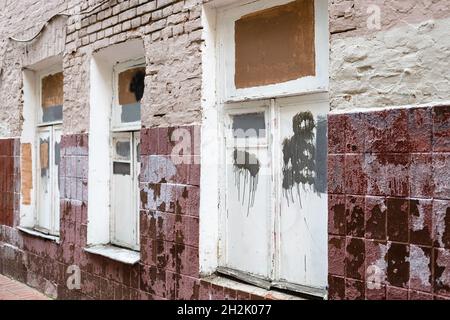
[[200, 4, 220, 275], [87, 56, 113, 245]]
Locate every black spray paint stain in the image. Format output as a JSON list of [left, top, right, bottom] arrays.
[[282, 111, 318, 205], [233, 149, 260, 216], [130, 70, 145, 102]]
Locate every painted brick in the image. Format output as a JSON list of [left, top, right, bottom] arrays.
[[433, 153, 450, 199], [386, 243, 410, 289], [409, 199, 433, 246], [387, 198, 409, 243], [365, 109, 409, 153], [433, 105, 450, 152], [344, 154, 367, 195], [328, 155, 345, 194], [365, 196, 387, 241], [328, 114, 346, 154], [410, 154, 434, 198], [329, 236, 346, 276], [346, 237, 365, 281], [409, 107, 432, 153], [346, 196, 365, 237], [329, 194, 346, 236]]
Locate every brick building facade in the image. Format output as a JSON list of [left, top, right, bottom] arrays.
[[0, 0, 449, 300]]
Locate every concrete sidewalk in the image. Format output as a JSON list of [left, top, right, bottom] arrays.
[[0, 275, 50, 300]]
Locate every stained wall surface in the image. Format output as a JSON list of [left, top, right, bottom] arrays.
[[1, 0, 450, 301]]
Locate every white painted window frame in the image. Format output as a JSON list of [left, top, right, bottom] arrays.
[[110, 131, 141, 251], [87, 40, 145, 259], [109, 59, 144, 251], [216, 0, 329, 103], [35, 66, 63, 236], [111, 58, 146, 132], [213, 0, 329, 296], [36, 66, 64, 127], [35, 124, 61, 236]]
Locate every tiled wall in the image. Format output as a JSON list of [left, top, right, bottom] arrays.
[[328, 105, 450, 300], [0, 139, 20, 227]]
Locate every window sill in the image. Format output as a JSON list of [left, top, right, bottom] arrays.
[[201, 275, 307, 301], [84, 245, 140, 265], [17, 227, 60, 243]]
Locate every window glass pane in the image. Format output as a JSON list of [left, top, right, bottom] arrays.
[[113, 162, 131, 175], [41, 72, 63, 123], [232, 112, 266, 138], [113, 137, 131, 161], [37, 129, 52, 232], [118, 67, 145, 123], [234, 0, 315, 88]]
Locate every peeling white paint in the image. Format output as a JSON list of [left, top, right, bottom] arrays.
[[410, 245, 431, 287]]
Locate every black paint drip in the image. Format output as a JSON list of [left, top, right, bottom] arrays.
[[282, 111, 316, 205], [233, 149, 260, 216], [130, 70, 145, 102]]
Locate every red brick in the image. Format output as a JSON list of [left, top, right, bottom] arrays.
[[139, 264, 167, 298], [365, 109, 409, 153], [329, 236, 346, 276], [409, 290, 433, 300], [198, 281, 211, 300], [345, 279, 365, 300], [409, 107, 432, 152], [387, 198, 409, 243], [433, 200, 450, 249], [410, 199, 433, 246], [434, 248, 450, 296], [387, 286, 408, 300], [409, 245, 432, 293], [433, 154, 450, 199], [433, 105, 450, 152], [387, 242, 410, 288], [345, 113, 365, 153], [345, 154, 367, 195], [365, 154, 410, 197], [328, 275, 345, 300], [329, 194, 346, 236], [328, 114, 346, 154], [365, 196, 387, 241], [328, 155, 345, 194], [365, 240, 388, 286], [410, 154, 433, 198], [346, 196, 365, 237], [346, 237, 365, 280], [365, 284, 386, 300]]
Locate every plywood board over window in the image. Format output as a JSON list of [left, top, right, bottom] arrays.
[[235, 0, 315, 89], [41, 72, 63, 123]]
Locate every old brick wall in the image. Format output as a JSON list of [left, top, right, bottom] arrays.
[[0, 0, 277, 300], [329, 0, 450, 111], [328, 0, 450, 301], [328, 105, 450, 300]]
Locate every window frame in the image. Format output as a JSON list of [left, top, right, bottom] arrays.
[[34, 66, 64, 236], [36, 67, 64, 128], [215, 0, 329, 295], [218, 95, 328, 297], [110, 131, 141, 251], [111, 58, 146, 133], [216, 0, 329, 103], [108, 60, 144, 251]]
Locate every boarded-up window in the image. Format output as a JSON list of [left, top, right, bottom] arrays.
[[234, 0, 316, 89], [117, 67, 145, 124], [41, 72, 63, 123]]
